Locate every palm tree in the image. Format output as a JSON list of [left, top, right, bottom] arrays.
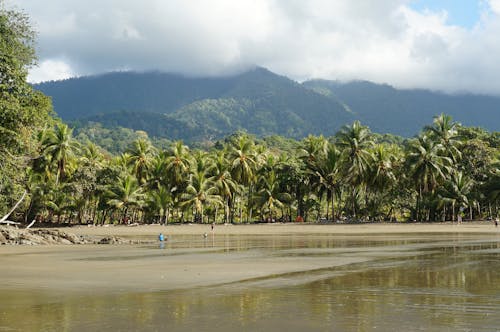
[[254, 170, 291, 221], [165, 141, 191, 192], [147, 186, 172, 224], [309, 143, 342, 221], [299, 135, 328, 166], [229, 135, 258, 221], [337, 121, 374, 217], [425, 113, 461, 162], [106, 174, 144, 223], [42, 124, 80, 184], [407, 135, 452, 221], [366, 144, 400, 219], [211, 150, 237, 223], [127, 138, 156, 184], [438, 171, 474, 221], [180, 169, 222, 223], [229, 135, 257, 186]]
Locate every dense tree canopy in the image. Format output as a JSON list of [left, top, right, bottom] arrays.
[[1, 5, 499, 226], [0, 4, 54, 217]]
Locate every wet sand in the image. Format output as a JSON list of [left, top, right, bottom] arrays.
[[1, 223, 498, 295]]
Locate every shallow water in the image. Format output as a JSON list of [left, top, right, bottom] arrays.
[[1, 234, 500, 331]]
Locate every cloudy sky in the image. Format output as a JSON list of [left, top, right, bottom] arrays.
[[7, 0, 500, 95]]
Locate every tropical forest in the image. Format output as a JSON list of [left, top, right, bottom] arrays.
[[1, 5, 499, 227]]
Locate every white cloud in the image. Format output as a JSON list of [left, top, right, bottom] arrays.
[[9, 0, 500, 94], [28, 59, 74, 83]]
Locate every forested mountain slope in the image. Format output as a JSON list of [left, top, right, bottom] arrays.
[[35, 68, 500, 141]]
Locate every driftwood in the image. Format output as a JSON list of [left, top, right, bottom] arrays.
[[26, 219, 36, 229], [0, 191, 26, 224]]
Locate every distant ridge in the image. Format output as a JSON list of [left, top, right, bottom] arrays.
[[34, 67, 500, 141]]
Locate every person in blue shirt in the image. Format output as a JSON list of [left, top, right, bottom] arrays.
[[158, 233, 165, 241]]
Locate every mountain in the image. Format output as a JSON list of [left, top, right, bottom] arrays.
[[34, 68, 499, 142], [36, 68, 353, 141], [303, 80, 500, 136]]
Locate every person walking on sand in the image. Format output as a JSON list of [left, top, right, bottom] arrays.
[[211, 222, 215, 231], [495, 218, 498, 228]]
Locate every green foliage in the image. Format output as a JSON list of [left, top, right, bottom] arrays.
[[0, 4, 55, 216]]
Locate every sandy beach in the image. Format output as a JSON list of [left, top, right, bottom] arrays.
[[1, 222, 499, 295], [66, 221, 499, 237]]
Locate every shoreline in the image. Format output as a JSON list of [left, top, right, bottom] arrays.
[[64, 221, 500, 238], [2, 222, 499, 294]]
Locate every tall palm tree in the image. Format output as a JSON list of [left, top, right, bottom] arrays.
[[229, 135, 258, 221], [211, 150, 237, 223], [407, 135, 452, 220], [42, 124, 79, 184], [337, 121, 374, 217], [309, 143, 342, 221]]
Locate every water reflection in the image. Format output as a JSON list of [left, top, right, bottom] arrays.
[[2, 235, 500, 331]]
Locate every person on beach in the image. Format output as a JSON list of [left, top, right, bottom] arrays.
[[495, 218, 498, 228], [211, 222, 215, 231], [158, 233, 165, 241]]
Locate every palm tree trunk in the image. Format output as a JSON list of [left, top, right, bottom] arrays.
[[331, 188, 335, 221]]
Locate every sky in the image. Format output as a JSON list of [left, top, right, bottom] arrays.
[[6, 0, 500, 95]]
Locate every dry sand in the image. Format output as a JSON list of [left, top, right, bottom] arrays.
[[1, 222, 498, 294], [66, 221, 499, 237]]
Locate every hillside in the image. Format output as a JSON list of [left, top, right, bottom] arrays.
[[303, 80, 500, 136], [35, 68, 500, 141]]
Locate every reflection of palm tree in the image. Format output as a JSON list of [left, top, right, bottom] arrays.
[[106, 174, 144, 223], [42, 124, 79, 184]]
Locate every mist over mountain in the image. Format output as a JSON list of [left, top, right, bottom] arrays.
[[35, 67, 500, 141]]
